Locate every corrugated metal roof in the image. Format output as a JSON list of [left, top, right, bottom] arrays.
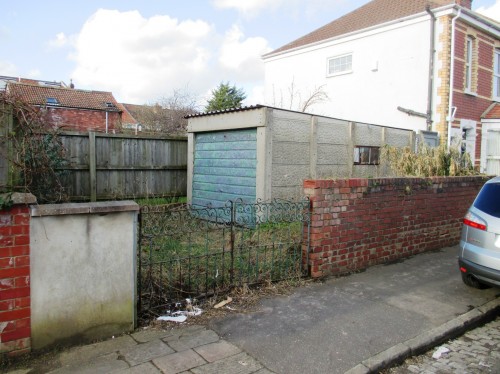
[[185, 105, 265, 118], [265, 0, 463, 57], [6, 81, 121, 112]]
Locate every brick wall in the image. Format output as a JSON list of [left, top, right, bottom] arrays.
[[303, 177, 488, 278], [0, 194, 35, 357], [42, 107, 122, 133]]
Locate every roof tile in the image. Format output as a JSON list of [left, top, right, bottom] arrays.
[[6, 82, 121, 112], [266, 0, 458, 56]]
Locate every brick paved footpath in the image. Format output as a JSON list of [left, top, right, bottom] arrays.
[[5, 325, 274, 374], [387, 317, 500, 374]]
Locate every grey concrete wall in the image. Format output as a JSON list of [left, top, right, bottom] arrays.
[[30, 201, 139, 351], [270, 110, 311, 199], [269, 108, 414, 196], [316, 117, 351, 179]]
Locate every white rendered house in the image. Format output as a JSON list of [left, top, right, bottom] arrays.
[[263, 0, 500, 171]]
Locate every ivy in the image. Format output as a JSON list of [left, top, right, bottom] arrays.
[[1, 92, 69, 203]]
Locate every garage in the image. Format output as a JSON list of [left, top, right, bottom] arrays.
[[192, 128, 257, 208]]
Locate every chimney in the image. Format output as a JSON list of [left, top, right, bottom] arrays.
[[456, 0, 472, 9]]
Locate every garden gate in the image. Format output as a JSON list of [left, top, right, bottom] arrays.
[[138, 198, 310, 320]]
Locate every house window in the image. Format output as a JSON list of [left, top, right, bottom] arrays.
[[465, 36, 474, 93], [354, 146, 380, 165], [46, 97, 59, 105], [327, 54, 352, 76], [494, 49, 500, 101]]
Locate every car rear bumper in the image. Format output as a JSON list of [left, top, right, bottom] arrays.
[[459, 257, 500, 287]]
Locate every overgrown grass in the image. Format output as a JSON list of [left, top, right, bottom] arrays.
[[136, 196, 187, 206], [138, 211, 305, 316], [380, 142, 479, 177]]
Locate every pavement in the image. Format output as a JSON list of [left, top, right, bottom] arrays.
[[3, 245, 500, 374]]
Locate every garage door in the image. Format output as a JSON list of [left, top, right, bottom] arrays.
[[486, 129, 500, 175], [192, 128, 257, 208]]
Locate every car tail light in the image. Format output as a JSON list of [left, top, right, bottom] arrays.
[[463, 211, 487, 231]]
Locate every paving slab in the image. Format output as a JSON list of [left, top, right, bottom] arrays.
[[194, 340, 242, 362], [120, 339, 174, 366], [131, 328, 177, 343], [165, 329, 220, 352], [190, 352, 263, 374], [116, 361, 162, 373], [51, 352, 129, 373], [152, 349, 206, 374]]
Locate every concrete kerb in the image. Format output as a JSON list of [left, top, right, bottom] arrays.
[[345, 297, 500, 374]]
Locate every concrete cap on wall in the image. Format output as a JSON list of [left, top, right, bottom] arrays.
[[30, 200, 140, 217]]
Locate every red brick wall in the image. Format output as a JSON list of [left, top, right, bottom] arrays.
[[303, 177, 488, 278], [449, 22, 498, 167], [41, 107, 121, 133], [0, 204, 31, 357]]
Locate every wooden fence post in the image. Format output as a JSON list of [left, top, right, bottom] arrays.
[[89, 132, 97, 202]]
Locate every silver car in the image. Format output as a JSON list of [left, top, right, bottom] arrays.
[[459, 176, 500, 288]]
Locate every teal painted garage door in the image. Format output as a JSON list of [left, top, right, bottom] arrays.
[[192, 128, 257, 208]]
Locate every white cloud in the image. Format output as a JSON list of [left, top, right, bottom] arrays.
[[245, 84, 265, 105], [211, 0, 350, 19], [476, 0, 500, 21], [212, 0, 285, 16], [70, 9, 271, 105], [28, 69, 41, 78], [0, 60, 18, 76], [71, 9, 215, 103], [48, 32, 71, 48], [219, 25, 271, 76], [0, 26, 10, 41]]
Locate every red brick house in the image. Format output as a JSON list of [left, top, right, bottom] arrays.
[[5, 80, 123, 133]]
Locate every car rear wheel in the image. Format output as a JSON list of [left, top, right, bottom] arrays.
[[461, 273, 488, 289]]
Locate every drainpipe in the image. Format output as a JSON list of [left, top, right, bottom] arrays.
[[105, 111, 109, 134], [447, 8, 461, 148], [425, 6, 436, 132]]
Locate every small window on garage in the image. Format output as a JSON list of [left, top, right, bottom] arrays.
[[354, 146, 380, 165]]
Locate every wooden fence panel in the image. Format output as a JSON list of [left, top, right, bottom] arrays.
[[59, 132, 187, 201]]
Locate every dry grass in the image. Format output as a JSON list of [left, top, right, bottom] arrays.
[[380, 142, 478, 177]]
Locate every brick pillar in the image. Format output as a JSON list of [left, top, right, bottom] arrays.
[[0, 193, 36, 357]]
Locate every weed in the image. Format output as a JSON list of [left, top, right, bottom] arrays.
[[380, 141, 478, 177]]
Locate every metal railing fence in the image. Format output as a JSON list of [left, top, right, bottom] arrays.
[[138, 198, 310, 319]]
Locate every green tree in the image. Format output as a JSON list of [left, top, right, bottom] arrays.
[[205, 82, 246, 112]]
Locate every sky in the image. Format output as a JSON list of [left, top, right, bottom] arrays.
[[1, 0, 500, 107]]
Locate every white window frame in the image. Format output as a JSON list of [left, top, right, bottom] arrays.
[[465, 37, 473, 93], [327, 53, 352, 77], [494, 49, 500, 101]]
